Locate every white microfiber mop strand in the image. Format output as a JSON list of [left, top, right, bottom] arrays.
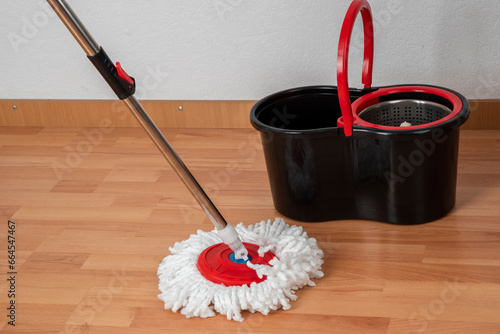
[[157, 218, 324, 321]]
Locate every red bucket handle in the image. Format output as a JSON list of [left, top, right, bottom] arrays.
[[337, 0, 374, 136]]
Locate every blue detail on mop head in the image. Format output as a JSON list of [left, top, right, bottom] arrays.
[[229, 253, 252, 264]]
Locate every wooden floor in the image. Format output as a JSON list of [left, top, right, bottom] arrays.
[[0, 127, 499, 334]]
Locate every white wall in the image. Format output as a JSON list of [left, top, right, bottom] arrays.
[[1, 0, 499, 101]]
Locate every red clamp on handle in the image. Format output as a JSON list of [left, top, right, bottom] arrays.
[[87, 47, 136, 100], [116, 62, 134, 86], [337, 0, 374, 137]]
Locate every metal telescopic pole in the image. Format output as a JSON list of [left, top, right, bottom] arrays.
[[46, 0, 229, 231]]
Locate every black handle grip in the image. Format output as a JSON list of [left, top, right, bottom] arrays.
[[88, 47, 135, 100]]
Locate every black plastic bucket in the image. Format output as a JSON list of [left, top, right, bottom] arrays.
[[250, 85, 469, 224], [250, 0, 470, 225]]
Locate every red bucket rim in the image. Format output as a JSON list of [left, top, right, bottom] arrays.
[[337, 85, 464, 131]]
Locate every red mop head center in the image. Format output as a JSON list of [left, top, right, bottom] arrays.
[[197, 242, 275, 286]]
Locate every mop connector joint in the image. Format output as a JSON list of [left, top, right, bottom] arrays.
[[217, 223, 249, 261]]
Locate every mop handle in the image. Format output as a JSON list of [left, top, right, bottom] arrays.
[[46, 0, 229, 231]]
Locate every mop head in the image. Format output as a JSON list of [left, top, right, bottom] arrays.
[[157, 218, 324, 321]]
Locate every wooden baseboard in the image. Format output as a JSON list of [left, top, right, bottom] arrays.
[[0, 100, 256, 129], [0, 99, 498, 129], [463, 100, 500, 130]]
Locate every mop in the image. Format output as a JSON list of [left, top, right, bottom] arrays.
[[158, 218, 324, 321], [48, 0, 324, 322]]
